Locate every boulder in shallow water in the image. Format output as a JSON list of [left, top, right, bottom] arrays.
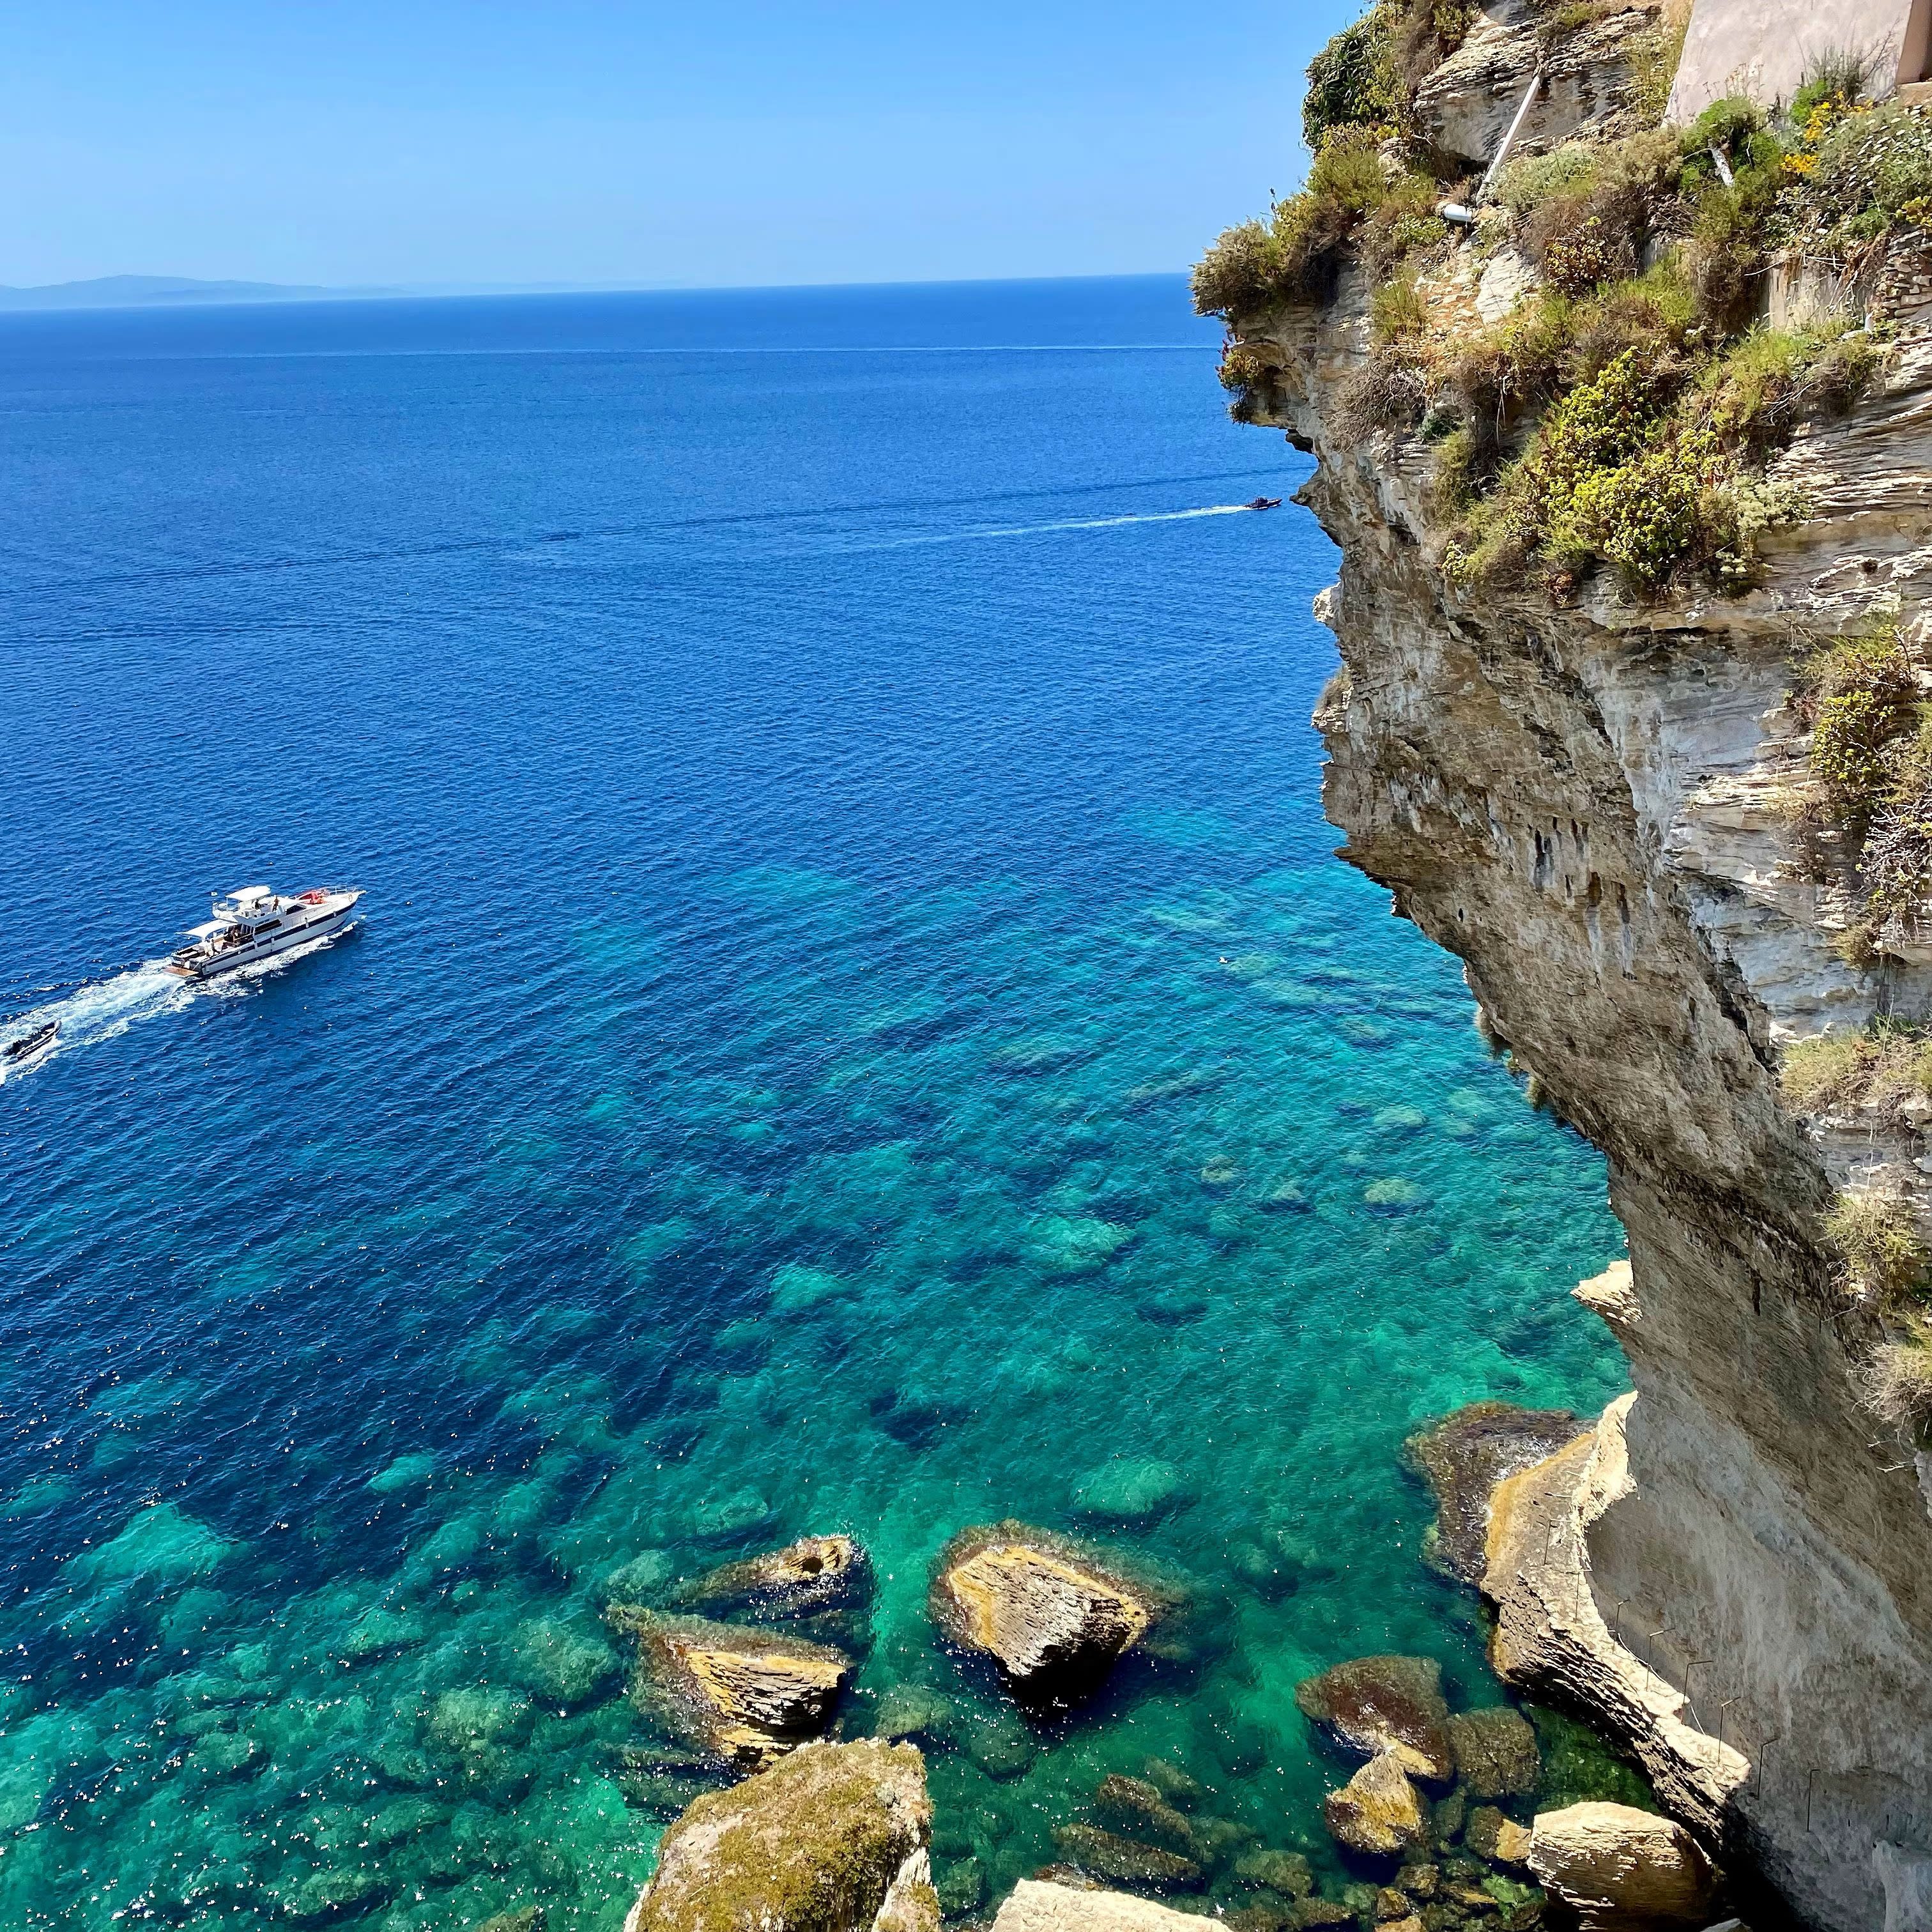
[[993, 1880, 1210, 1932], [1322, 1750, 1429, 1859], [1402, 1402, 1584, 1585], [1048, 1824, 1205, 1892], [1448, 1706, 1540, 1799], [1526, 1802, 1715, 1928], [611, 1607, 852, 1768], [930, 1521, 1162, 1706], [624, 1738, 936, 1932], [1295, 1655, 1454, 1782]]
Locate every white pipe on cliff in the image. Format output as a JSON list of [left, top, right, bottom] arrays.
[[1475, 69, 1545, 206]]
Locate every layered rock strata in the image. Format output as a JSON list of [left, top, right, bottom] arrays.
[[1219, 4, 1932, 1926]]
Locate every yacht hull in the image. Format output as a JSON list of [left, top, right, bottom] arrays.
[[168, 900, 360, 979]]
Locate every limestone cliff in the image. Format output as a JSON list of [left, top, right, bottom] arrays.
[[1209, 5, 1932, 1927]]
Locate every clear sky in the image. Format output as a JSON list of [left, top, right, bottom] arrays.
[[3, 0, 1357, 290]]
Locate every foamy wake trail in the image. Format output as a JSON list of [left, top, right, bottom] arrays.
[[1, 964, 190, 1080], [1, 929, 350, 1081], [859, 503, 1259, 552]]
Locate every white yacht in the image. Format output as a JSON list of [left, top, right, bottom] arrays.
[[167, 885, 364, 980]]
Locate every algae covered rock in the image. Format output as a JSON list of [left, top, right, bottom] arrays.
[[1048, 1824, 1206, 1892], [1233, 1848, 1312, 1897], [930, 1521, 1162, 1706], [1092, 1773, 1196, 1857], [993, 1880, 1211, 1932], [611, 1607, 852, 1768], [624, 1738, 936, 1932], [1322, 1749, 1429, 1859], [1402, 1404, 1583, 1585], [1294, 1655, 1454, 1782], [1526, 1802, 1715, 1928], [1447, 1706, 1540, 1799]]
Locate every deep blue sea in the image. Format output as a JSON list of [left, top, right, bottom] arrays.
[[0, 275, 1627, 1929]]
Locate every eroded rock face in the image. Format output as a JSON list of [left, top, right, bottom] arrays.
[[612, 1607, 852, 1767], [930, 1522, 1159, 1705], [1294, 1656, 1455, 1782], [1322, 1749, 1430, 1859], [624, 1738, 936, 1932], [1215, 0, 1932, 1919], [992, 1880, 1207, 1932], [1527, 1802, 1715, 1928], [1405, 1403, 1586, 1584]]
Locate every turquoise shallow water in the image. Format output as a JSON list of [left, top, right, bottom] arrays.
[[0, 277, 1627, 1928]]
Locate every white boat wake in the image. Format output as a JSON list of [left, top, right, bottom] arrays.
[[0, 928, 354, 1084], [852, 502, 1264, 553]]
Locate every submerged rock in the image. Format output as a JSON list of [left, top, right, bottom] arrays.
[[1073, 1460, 1189, 1522], [871, 1682, 957, 1749], [930, 1522, 1161, 1706], [1402, 1403, 1583, 1585], [1049, 1823, 1205, 1892], [1448, 1707, 1540, 1800], [1526, 1802, 1715, 1928], [1295, 1655, 1454, 1782], [611, 1607, 852, 1768], [672, 1534, 874, 1646], [1092, 1774, 1196, 1857], [623, 1738, 936, 1932], [1233, 1849, 1312, 1897], [1323, 1750, 1429, 1859], [994, 1881, 1208, 1932]]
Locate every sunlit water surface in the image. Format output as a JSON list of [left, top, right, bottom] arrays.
[[0, 277, 1627, 1929]]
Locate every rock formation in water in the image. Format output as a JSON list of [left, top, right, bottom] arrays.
[[609, 1606, 852, 1768], [621, 1738, 937, 1932], [929, 1521, 1163, 1706], [1200, 2, 1932, 1925]]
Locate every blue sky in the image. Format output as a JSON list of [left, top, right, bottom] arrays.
[[4, 0, 1356, 289]]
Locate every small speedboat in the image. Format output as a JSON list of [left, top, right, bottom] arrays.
[[1247, 496, 1283, 511], [3, 1018, 57, 1064], [167, 884, 363, 980]]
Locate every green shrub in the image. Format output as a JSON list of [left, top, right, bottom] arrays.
[[1862, 1323, 1932, 1440], [1814, 103, 1932, 216], [1192, 220, 1287, 318], [1790, 47, 1878, 125], [1304, 4, 1404, 150], [1192, 129, 1394, 318], [1800, 620, 1923, 829], [1495, 142, 1602, 216], [1370, 275, 1429, 342], [1825, 1191, 1930, 1303], [1217, 341, 1279, 422], [1361, 172, 1452, 277], [1781, 1022, 1932, 1114], [1540, 215, 1637, 296], [1780, 1032, 1874, 1110]]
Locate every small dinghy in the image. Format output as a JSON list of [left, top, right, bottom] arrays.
[[1246, 496, 1283, 511], [3, 1018, 57, 1064]]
